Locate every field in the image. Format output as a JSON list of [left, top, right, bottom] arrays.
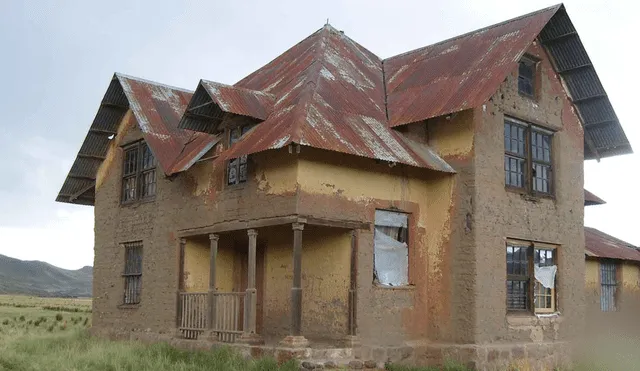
[[0, 295, 634, 371]]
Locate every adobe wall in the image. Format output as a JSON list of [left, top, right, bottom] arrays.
[[296, 143, 458, 346], [468, 40, 584, 368], [92, 117, 300, 337]]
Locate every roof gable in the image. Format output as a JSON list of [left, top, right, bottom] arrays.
[[384, 4, 631, 160], [56, 74, 217, 205]]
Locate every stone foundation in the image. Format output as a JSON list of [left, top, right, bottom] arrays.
[[91, 328, 572, 370]]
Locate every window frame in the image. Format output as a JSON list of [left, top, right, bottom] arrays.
[[122, 241, 143, 305], [373, 209, 411, 287], [226, 124, 255, 187], [506, 239, 558, 314], [518, 55, 538, 99], [600, 260, 618, 312], [121, 140, 157, 204], [504, 117, 554, 197]]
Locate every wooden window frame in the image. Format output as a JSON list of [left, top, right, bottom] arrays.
[[226, 124, 254, 186], [122, 241, 143, 305], [373, 209, 411, 287], [506, 239, 558, 314], [121, 141, 156, 204], [504, 117, 554, 197], [518, 55, 538, 99]]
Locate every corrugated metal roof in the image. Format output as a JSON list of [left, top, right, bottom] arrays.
[[56, 74, 217, 205], [212, 25, 454, 172], [585, 227, 640, 262], [383, 4, 632, 160], [584, 189, 606, 206]]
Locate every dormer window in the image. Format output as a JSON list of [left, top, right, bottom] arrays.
[[122, 141, 156, 203], [227, 124, 255, 186], [518, 56, 537, 98]]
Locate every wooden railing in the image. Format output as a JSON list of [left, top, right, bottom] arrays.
[[178, 292, 208, 340], [213, 292, 245, 343], [178, 291, 245, 342]]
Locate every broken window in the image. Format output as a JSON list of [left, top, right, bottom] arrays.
[[123, 241, 143, 305], [600, 261, 617, 312], [227, 124, 254, 186], [373, 210, 409, 286], [122, 141, 156, 203], [507, 240, 557, 313], [504, 118, 553, 195], [518, 56, 536, 97]]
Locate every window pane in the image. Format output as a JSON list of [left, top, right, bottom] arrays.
[[229, 127, 241, 145], [141, 170, 156, 198], [507, 280, 529, 310], [123, 148, 138, 175], [227, 159, 238, 185], [518, 60, 535, 96], [505, 122, 526, 156], [532, 163, 551, 193], [532, 131, 551, 163], [122, 176, 137, 202], [505, 156, 525, 188], [142, 144, 156, 170], [374, 211, 409, 286], [507, 245, 528, 276]]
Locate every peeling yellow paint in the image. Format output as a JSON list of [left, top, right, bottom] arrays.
[[96, 110, 136, 190], [585, 259, 599, 288], [254, 149, 298, 194], [622, 262, 640, 291], [426, 110, 475, 158], [183, 237, 235, 293]]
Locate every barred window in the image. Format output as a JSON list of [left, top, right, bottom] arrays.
[[227, 124, 254, 186], [600, 261, 617, 312], [123, 241, 143, 305], [122, 141, 156, 203], [504, 118, 553, 195], [507, 240, 558, 313]]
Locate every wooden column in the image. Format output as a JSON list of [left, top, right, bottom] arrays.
[[208, 234, 219, 330], [348, 230, 358, 336], [176, 238, 186, 327], [245, 229, 258, 335], [280, 222, 309, 347]]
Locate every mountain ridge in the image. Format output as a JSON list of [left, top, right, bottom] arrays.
[[0, 254, 92, 297]]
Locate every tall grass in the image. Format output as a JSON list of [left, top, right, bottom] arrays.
[[0, 330, 299, 371]]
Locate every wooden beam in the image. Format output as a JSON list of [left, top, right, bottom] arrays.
[[177, 216, 299, 237], [69, 183, 94, 202], [78, 154, 106, 160], [290, 223, 304, 337], [208, 234, 219, 330], [304, 216, 370, 230]]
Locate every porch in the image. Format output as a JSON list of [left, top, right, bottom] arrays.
[[175, 216, 367, 348]]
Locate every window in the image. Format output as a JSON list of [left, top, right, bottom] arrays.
[[518, 56, 537, 97], [504, 118, 553, 195], [506, 240, 557, 313], [227, 125, 254, 186], [600, 261, 617, 312], [373, 210, 409, 286], [123, 241, 143, 304], [122, 141, 156, 203]]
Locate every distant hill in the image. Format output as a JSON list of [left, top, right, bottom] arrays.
[[0, 254, 92, 297]]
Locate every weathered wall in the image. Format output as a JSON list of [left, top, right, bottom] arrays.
[[92, 114, 301, 337], [260, 225, 351, 339], [296, 147, 455, 345], [472, 39, 585, 356], [182, 236, 235, 293]]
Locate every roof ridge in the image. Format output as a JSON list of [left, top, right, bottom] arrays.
[[115, 73, 192, 93], [383, 3, 562, 62]]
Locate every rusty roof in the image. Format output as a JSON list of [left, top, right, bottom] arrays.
[[178, 80, 275, 134], [212, 25, 454, 172], [585, 227, 640, 262], [384, 4, 631, 160], [584, 189, 606, 206], [56, 74, 217, 205]]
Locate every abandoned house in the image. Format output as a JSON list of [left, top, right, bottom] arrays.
[[56, 4, 633, 370]]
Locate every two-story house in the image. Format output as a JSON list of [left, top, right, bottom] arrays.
[[56, 4, 632, 370]]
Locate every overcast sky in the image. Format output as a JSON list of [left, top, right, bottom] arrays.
[[0, 1, 636, 270]]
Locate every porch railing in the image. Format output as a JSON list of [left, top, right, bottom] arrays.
[[178, 292, 208, 340], [213, 292, 245, 343], [178, 291, 245, 343]]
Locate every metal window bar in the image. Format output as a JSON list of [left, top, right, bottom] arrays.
[[123, 242, 143, 304], [600, 262, 617, 312], [507, 245, 530, 311]]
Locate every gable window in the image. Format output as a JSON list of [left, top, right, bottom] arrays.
[[506, 240, 557, 313], [504, 117, 553, 195], [600, 261, 617, 312], [518, 56, 537, 97], [123, 241, 143, 305], [227, 125, 254, 186], [122, 141, 156, 203], [373, 210, 409, 287]]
